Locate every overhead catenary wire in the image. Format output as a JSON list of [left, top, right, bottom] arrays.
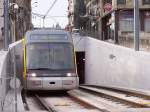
[[43, 0, 58, 19], [42, 0, 58, 27], [32, 12, 66, 18]]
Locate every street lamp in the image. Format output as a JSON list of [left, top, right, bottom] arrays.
[[9, 3, 19, 10], [32, 1, 38, 5], [32, 2, 38, 8]]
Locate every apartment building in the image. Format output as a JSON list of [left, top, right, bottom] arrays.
[[83, 0, 101, 38], [101, 0, 150, 50], [68, 0, 86, 31]]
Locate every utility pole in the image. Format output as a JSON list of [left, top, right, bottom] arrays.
[[43, 17, 45, 28], [4, 0, 9, 50], [134, 0, 140, 51]]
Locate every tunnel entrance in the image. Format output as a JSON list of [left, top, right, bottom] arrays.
[[76, 52, 85, 84]]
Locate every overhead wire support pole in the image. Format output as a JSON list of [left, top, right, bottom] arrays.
[[134, 0, 140, 51], [3, 0, 9, 50]]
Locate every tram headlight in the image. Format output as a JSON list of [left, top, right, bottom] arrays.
[[66, 73, 77, 77], [27, 73, 37, 77]]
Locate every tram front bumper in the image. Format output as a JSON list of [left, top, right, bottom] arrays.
[[26, 77, 79, 90]]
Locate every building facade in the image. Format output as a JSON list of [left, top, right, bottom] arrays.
[[71, 0, 150, 51], [84, 0, 101, 38], [100, 0, 150, 50], [68, 0, 86, 31]]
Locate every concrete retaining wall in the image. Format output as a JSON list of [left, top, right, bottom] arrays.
[[0, 40, 24, 112], [9, 40, 24, 83], [0, 51, 8, 111], [85, 37, 150, 91]]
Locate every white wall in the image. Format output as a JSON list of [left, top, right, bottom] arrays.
[[0, 51, 8, 111], [85, 37, 150, 91], [0, 40, 24, 111]]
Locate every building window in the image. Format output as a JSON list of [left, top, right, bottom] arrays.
[[104, 0, 112, 4], [145, 18, 150, 32], [143, 11, 150, 32], [119, 18, 134, 32], [143, 0, 150, 5], [119, 11, 134, 32], [117, 0, 126, 5]]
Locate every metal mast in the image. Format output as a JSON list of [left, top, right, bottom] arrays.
[[134, 0, 140, 51], [4, 0, 9, 50]]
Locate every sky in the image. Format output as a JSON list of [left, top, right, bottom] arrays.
[[31, 0, 68, 28]]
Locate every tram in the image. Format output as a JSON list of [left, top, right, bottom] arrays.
[[23, 29, 79, 90]]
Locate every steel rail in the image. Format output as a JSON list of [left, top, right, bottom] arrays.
[[35, 94, 57, 112], [87, 85, 150, 100], [79, 86, 150, 108]]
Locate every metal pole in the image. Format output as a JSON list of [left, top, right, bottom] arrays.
[[134, 0, 140, 51], [43, 17, 45, 28], [3, 0, 9, 50]]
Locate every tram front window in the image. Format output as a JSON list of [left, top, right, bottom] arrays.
[[26, 43, 75, 71]]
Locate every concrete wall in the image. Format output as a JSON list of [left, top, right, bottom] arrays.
[[0, 51, 8, 111], [85, 37, 150, 91], [0, 40, 24, 111], [9, 40, 24, 83]]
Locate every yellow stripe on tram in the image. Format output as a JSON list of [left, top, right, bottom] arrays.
[[73, 46, 78, 75], [23, 38, 27, 79]]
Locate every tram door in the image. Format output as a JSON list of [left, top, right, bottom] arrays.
[[76, 52, 85, 84]]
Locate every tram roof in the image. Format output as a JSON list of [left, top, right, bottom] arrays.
[[25, 29, 72, 44]]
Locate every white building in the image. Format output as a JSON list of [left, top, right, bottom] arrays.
[[0, 0, 3, 41]]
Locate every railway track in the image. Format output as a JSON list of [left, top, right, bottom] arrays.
[[35, 94, 57, 112], [24, 86, 150, 112], [68, 85, 150, 112], [25, 91, 102, 112]]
